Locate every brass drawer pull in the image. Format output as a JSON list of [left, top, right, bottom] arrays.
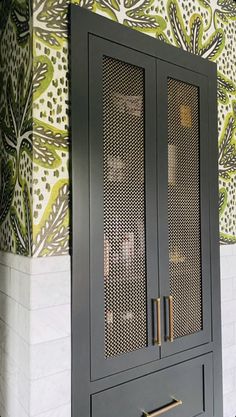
[[143, 398, 183, 417], [153, 298, 161, 346], [168, 295, 174, 343]]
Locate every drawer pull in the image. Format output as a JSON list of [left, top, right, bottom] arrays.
[[143, 398, 183, 417], [153, 298, 161, 346]]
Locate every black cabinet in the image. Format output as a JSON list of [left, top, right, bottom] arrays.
[[92, 355, 213, 417], [71, 6, 223, 417], [90, 37, 159, 380]]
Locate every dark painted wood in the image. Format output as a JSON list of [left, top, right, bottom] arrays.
[[70, 5, 223, 417], [70, 8, 91, 417], [208, 64, 223, 417], [157, 62, 211, 358], [92, 354, 213, 417], [89, 35, 159, 380], [70, 5, 213, 76], [90, 343, 213, 393]]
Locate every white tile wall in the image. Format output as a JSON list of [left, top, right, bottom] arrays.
[[220, 245, 236, 417], [0, 253, 71, 417], [0, 247, 235, 417], [33, 403, 71, 417]]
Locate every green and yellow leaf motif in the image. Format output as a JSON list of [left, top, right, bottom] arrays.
[[0, 158, 15, 225], [219, 187, 227, 216], [33, 119, 69, 168], [33, 181, 69, 256], [219, 112, 236, 181], [10, 183, 32, 256], [33, 56, 54, 100], [73, 0, 95, 10], [95, 0, 166, 33], [217, 72, 236, 105], [214, 0, 236, 27], [0, 0, 13, 42], [34, 0, 96, 47], [11, 0, 31, 45], [33, 0, 68, 47], [168, 0, 225, 60], [0, 63, 33, 184], [197, 0, 210, 8], [220, 233, 236, 245]]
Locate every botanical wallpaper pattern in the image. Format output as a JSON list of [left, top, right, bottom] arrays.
[[0, 0, 236, 256], [0, 0, 33, 255]]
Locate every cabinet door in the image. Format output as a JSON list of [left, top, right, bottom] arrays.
[[157, 62, 211, 357], [89, 36, 159, 380]]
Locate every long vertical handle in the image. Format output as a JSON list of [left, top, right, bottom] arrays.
[[153, 298, 161, 346], [168, 295, 174, 342]]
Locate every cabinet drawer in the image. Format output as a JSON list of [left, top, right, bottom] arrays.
[[92, 354, 213, 417]]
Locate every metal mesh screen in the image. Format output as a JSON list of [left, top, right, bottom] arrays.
[[167, 78, 203, 339], [103, 56, 147, 358]]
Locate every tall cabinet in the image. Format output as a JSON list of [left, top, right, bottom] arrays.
[[71, 6, 223, 417]]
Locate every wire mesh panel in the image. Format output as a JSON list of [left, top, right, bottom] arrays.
[[167, 78, 202, 339], [103, 56, 147, 358]]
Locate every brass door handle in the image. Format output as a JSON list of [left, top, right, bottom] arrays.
[[143, 398, 183, 417], [153, 298, 161, 346], [167, 295, 174, 343]]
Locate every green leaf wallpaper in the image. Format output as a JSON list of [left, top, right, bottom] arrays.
[[0, 0, 32, 255], [0, 0, 236, 256]]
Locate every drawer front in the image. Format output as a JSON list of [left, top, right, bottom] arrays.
[[92, 354, 213, 417]]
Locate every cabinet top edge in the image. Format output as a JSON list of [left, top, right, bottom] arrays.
[[70, 4, 217, 77]]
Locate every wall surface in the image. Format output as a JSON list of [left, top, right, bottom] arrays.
[[0, 0, 33, 256], [0, 252, 71, 417], [0, 1, 236, 417], [31, 0, 236, 257], [221, 245, 236, 417], [0, 0, 236, 256]]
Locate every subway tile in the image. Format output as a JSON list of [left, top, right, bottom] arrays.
[[220, 245, 234, 257], [0, 347, 18, 392], [221, 279, 233, 302], [17, 302, 30, 342], [30, 370, 71, 415], [222, 345, 236, 371], [30, 337, 71, 379], [0, 252, 70, 276], [0, 349, 30, 413], [30, 256, 71, 275], [223, 369, 235, 395], [0, 400, 10, 417], [30, 305, 70, 344], [10, 269, 30, 308], [0, 293, 30, 342], [220, 256, 236, 280], [30, 271, 70, 310], [221, 300, 236, 325], [0, 320, 29, 377], [223, 391, 236, 417], [0, 253, 72, 417], [0, 265, 11, 297], [10, 268, 71, 310], [232, 277, 236, 301], [222, 323, 235, 347], [232, 246, 236, 257], [234, 323, 236, 345], [0, 372, 29, 417], [34, 403, 71, 417], [0, 292, 18, 331]]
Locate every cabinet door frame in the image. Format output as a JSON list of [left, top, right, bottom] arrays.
[[71, 6, 222, 417], [157, 61, 212, 357], [89, 35, 159, 380]]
